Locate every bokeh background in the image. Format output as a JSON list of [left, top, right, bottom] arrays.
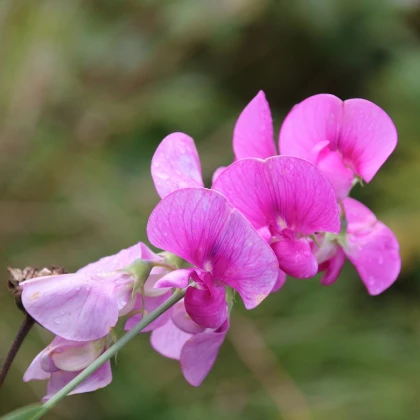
[[0, 0, 419, 418]]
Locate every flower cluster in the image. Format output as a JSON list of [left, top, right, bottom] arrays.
[[20, 91, 400, 400]]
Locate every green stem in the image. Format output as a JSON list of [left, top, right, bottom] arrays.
[[35, 288, 186, 419]]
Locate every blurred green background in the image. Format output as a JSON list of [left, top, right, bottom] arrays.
[[0, 0, 419, 419]]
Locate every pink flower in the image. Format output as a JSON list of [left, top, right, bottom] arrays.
[[315, 198, 400, 295], [147, 188, 279, 328], [23, 336, 111, 401], [150, 300, 228, 386], [21, 243, 171, 341], [278, 94, 398, 200], [212, 156, 340, 279]]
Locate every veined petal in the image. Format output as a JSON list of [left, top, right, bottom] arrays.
[[21, 273, 119, 341], [171, 300, 206, 334], [184, 283, 227, 329], [180, 319, 229, 386], [233, 91, 277, 160], [213, 156, 340, 235], [271, 270, 287, 293], [151, 132, 204, 199], [211, 166, 227, 184], [271, 235, 318, 278], [154, 268, 195, 289], [43, 361, 112, 401], [147, 188, 279, 310], [151, 319, 192, 360], [77, 242, 158, 274], [343, 198, 400, 295]]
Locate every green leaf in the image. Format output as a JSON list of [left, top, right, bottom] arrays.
[[0, 404, 44, 420]]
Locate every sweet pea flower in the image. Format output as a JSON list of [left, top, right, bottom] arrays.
[[21, 242, 171, 341], [23, 336, 111, 401], [212, 156, 340, 279], [279, 94, 398, 200], [314, 198, 400, 295], [147, 188, 279, 329], [150, 299, 228, 386]]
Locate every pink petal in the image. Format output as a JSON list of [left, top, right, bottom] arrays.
[[124, 291, 172, 333], [233, 91, 277, 160], [338, 99, 397, 182], [150, 319, 192, 360], [319, 247, 346, 286], [147, 188, 279, 309], [211, 166, 227, 184], [343, 198, 400, 295], [279, 94, 397, 183], [151, 132, 204, 199], [21, 273, 120, 341], [271, 235, 318, 278], [154, 268, 195, 289], [43, 361, 112, 401], [77, 242, 157, 274], [213, 156, 340, 235], [184, 283, 227, 329], [271, 270, 287, 293], [180, 320, 229, 386], [171, 301, 206, 334], [24, 352, 51, 382]]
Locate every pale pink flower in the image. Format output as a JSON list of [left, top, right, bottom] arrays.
[[23, 336, 111, 401]]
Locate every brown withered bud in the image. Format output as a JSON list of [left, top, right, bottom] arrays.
[[7, 266, 67, 313]]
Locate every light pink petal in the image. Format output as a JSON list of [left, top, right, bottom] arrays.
[[147, 188, 279, 309], [279, 94, 342, 162], [171, 301, 206, 334], [150, 319, 192, 360], [338, 99, 397, 182], [213, 156, 340, 235], [271, 270, 287, 293], [151, 132, 204, 199], [319, 247, 346, 286], [77, 242, 157, 274], [271, 235, 318, 278], [343, 199, 400, 295], [180, 320, 229, 386], [211, 166, 227, 184], [233, 91, 277, 160], [21, 273, 119, 341], [154, 268, 195, 289], [43, 361, 112, 401], [124, 291, 172, 332], [23, 352, 51, 382], [184, 284, 227, 329]]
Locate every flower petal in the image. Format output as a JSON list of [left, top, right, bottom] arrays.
[[154, 268, 195, 289], [23, 352, 51, 382], [279, 94, 397, 183], [150, 319, 192, 360], [171, 300, 206, 334], [271, 270, 287, 293], [271, 235, 318, 278], [77, 242, 158, 274], [151, 132, 204, 199], [211, 166, 227, 184], [343, 198, 400, 295], [233, 91, 276, 160], [185, 284, 227, 329], [21, 273, 119, 341], [213, 156, 340, 235], [180, 320, 229, 386], [124, 291, 172, 333], [319, 247, 346, 286], [147, 188, 280, 309], [43, 361, 112, 401]]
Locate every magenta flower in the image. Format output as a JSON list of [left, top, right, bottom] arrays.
[[212, 156, 340, 278], [150, 300, 228, 386], [23, 336, 111, 401], [21, 242, 171, 341], [147, 188, 279, 328], [315, 198, 400, 295], [278, 94, 398, 200]]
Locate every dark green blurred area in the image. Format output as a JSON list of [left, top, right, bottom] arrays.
[[0, 0, 419, 418]]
